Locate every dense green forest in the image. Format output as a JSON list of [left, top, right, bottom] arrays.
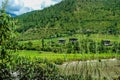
[[15, 0, 120, 40]]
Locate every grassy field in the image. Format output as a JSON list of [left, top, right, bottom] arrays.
[[16, 50, 120, 64], [17, 34, 120, 64]]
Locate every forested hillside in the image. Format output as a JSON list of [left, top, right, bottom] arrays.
[[15, 0, 120, 40]]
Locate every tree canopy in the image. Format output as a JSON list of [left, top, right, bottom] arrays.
[[15, 0, 120, 40]]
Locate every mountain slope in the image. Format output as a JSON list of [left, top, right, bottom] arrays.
[[16, 0, 120, 40]]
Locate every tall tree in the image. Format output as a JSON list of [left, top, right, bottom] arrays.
[[0, 0, 16, 60], [0, 0, 17, 79]]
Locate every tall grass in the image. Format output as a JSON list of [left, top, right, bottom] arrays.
[[59, 59, 120, 80]]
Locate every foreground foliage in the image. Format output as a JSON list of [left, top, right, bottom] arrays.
[[0, 1, 120, 80], [3, 56, 59, 80]]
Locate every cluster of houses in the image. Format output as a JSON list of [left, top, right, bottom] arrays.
[[58, 38, 78, 44], [58, 38, 112, 46]]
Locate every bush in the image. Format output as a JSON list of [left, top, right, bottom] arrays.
[[0, 55, 60, 80], [42, 46, 52, 52], [11, 57, 60, 80], [54, 58, 64, 65], [66, 42, 73, 53]]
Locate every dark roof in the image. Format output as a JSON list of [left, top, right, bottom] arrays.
[[102, 40, 110, 42], [101, 40, 112, 46], [69, 38, 78, 42], [58, 38, 66, 43], [69, 38, 78, 40]]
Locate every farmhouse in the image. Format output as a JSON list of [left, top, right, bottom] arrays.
[[69, 38, 78, 43], [58, 38, 66, 44], [101, 40, 112, 46]]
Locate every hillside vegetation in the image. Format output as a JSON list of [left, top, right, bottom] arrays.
[[16, 0, 120, 40]]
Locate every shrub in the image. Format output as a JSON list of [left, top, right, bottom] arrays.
[[24, 41, 34, 50], [54, 58, 64, 65], [42, 46, 52, 52], [3, 56, 60, 80]]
